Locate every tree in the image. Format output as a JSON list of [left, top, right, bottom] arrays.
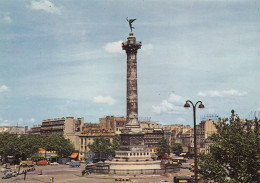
[[44, 134, 74, 157], [111, 135, 121, 152], [88, 137, 113, 161], [198, 110, 260, 183], [157, 137, 170, 154], [0, 133, 44, 162], [0, 133, 19, 163], [17, 134, 43, 160], [172, 143, 183, 156]]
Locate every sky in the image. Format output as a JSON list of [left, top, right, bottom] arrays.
[[0, 0, 259, 128]]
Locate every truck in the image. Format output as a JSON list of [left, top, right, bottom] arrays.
[[69, 161, 80, 167]]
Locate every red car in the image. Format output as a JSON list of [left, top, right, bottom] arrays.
[[37, 160, 48, 166]]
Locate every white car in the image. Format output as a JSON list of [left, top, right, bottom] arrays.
[[160, 180, 169, 183], [50, 162, 59, 166]]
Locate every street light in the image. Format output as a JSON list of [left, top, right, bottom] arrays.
[[184, 100, 204, 183]]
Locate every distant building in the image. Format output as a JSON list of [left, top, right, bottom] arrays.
[[78, 128, 115, 160], [29, 125, 41, 135], [143, 128, 164, 153], [197, 120, 217, 154], [140, 121, 162, 129], [100, 116, 127, 134], [40, 117, 84, 151], [163, 124, 191, 153], [82, 123, 100, 131], [0, 126, 28, 134], [163, 124, 191, 133]]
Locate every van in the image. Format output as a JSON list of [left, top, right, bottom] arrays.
[[69, 161, 80, 167]]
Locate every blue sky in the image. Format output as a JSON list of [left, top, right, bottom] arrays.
[[0, 0, 259, 128]]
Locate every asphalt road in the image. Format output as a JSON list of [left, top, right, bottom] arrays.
[[1, 164, 193, 183]]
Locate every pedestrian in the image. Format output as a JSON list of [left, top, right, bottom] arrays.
[[82, 170, 85, 176], [24, 170, 27, 181]]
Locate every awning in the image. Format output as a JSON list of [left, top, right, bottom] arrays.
[[70, 153, 79, 159]]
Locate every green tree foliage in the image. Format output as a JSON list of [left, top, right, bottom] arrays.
[[88, 137, 113, 154], [0, 133, 19, 161], [44, 134, 74, 157], [0, 133, 74, 161], [172, 143, 183, 156], [198, 110, 260, 183], [111, 135, 121, 152], [88, 137, 113, 161], [157, 137, 170, 154], [18, 134, 44, 160], [0, 133, 44, 161]]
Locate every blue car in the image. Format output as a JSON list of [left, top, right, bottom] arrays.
[[69, 161, 80, 168]]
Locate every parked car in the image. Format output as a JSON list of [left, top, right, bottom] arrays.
[[114, 177, 131, 183], [86, 159, 93, 164], [69, 161, 80, 167], [3, 163, 11, 169], [181, 163, 191, 169], [37, 160, 48, 166], [2, 171, 17, 179], [50, 162, 59, 166]]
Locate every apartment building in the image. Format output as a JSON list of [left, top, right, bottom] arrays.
[[99, 116, 127, 134], [143, 128, 164, 153], [29, 125, 41, 135], [40, 117, 84, 151], [79, 128, 115, 160]]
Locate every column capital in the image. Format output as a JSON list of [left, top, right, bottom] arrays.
[[122, 35, 142, 54]]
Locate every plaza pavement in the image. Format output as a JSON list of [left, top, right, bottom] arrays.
[[1, 164, 193, 183]]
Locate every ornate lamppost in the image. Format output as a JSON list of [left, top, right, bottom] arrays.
[[184, 100, 204, 183]]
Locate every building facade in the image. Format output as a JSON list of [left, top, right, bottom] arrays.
[[0, 126, 28, 134], [40, 117, 84, 151], [29, 125, 41, 135], [100, 116, 127, 134], [196, 120, 217, 154], [143, 128, 164, 153], [78, 128, 115, 160]]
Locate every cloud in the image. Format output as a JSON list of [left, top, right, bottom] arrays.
[[168, 93, 182, 103], [93, 96, 116, 105], [29, 118, 36, 123], [29, 0, 62, 14], [198, 89, 247, 97], [104, 40, 123, 53], [152, 93, 185, 114], [0, 120, 11, 126], [0, 12, 12, 23], [3, 14, 12, 23], [0, 85, 9, 93], [142, 44, 153, 51]]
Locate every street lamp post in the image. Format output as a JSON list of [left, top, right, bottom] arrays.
[[184, 100, 204, 183]]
